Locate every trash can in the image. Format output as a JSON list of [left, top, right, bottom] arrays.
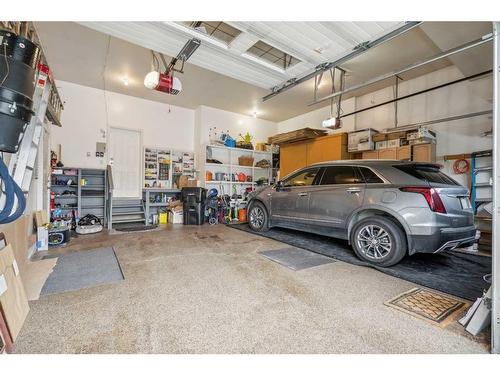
[[181, 187, 206, 225]]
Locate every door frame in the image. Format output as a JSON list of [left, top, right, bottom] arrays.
[[107, 125, 143, 198]]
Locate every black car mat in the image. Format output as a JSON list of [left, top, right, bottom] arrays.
[[228, 223, 491, 301]]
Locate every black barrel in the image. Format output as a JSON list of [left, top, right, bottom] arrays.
[[0, 30, 41, 68], [0, 29, 41, 153]]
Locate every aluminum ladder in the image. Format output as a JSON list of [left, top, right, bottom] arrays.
[[8, 65, 51, 193]]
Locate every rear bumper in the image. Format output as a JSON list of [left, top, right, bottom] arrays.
[[409, 226, 476, 255]]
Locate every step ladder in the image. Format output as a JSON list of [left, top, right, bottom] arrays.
[[8, 65, 51, 193]]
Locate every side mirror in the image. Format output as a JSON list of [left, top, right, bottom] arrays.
[[275, 180, 284, 191]]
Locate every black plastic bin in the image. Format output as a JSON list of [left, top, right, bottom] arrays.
[[181, 187, 206, 225]]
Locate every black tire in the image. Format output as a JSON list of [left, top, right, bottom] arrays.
[[247, 201, 269, 232], [351, 216, 407, 267]]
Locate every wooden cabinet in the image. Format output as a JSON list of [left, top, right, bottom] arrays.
[[362, 150, 379, 159], [280, 142, 307, 177], [412, 143, 436, 162], [306, 133, 348, 164], [378, 148, 397, 160], [397, 145, 411, 160], [362, 145, 431, 162], [279, 133, 347, 177]]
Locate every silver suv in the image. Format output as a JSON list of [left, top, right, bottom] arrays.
[[247, 160, 475, 267]]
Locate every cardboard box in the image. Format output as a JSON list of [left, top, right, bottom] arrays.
[[178, 175, 200, 188], [407, 128, 436, 141], [409, 138, 436, 146], [0, 244, 29, 341], [36, 227, 48, 251], [387, 131, 407, 140], [348, 128, 378, 152], [168, 210, 183, 224], [387, 139, 406, 149], [372, 133, 387, 142], [375, 141, 388, 150]]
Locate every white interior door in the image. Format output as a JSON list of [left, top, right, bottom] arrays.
[[109, 127, 141, 198]]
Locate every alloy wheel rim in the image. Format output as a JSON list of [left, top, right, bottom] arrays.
[[356, 224, 392, 260], [249, 207, 264, 228]]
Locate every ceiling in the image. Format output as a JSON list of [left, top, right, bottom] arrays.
[[34, 21, 493, 123]]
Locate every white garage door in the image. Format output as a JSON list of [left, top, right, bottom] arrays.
[[109, 127, 142, 198]]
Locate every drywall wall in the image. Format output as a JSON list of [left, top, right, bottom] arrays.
[[51, 80, 195, 169], [278, 97, 356, 134], [195, 105, 278, 146], [277, 65, 493, 185]]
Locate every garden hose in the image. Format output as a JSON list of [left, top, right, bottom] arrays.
[[0, 156, 26, 224]]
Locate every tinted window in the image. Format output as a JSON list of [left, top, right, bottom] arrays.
[[283, 168, 320, 187], [394, 165, 459, 185], [319, 166, 363, 185], [359, 167, 384, 184]]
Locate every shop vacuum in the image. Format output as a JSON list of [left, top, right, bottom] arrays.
[[0, 28, 41, 224]]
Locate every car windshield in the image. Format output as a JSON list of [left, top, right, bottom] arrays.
[[394, 164, 459, 185]]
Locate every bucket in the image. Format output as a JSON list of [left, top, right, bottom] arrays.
[[159, 212, 168, 224], [238, 208, 247, 222]]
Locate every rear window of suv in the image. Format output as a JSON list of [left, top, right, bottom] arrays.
[[394, 164, 459, 185]]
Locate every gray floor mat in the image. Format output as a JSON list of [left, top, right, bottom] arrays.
[[259, 247, 335, 271], [40, 247, 124, 296]]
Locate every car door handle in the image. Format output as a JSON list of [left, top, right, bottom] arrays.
[[346, 188, 361, 194], [297, 192, 308, 197]]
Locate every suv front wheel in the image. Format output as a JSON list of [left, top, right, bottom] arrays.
[[248, 201, 269, 232], [351, 216, 407, 267]]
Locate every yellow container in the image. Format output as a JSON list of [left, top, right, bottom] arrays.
[[159, 212, 168, 224]]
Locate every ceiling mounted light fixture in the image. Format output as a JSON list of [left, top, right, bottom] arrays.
[[122, 77, 129, 86]]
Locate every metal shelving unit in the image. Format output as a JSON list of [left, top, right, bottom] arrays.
[[199, 144, 273, 196], [50, 167, 107, 225], [471, 150, 493, 214]]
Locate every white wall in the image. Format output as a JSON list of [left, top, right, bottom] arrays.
[[195, 105, 278, 146], [51, 80, 195, 169], [277, 65, 493, 186], [278, 97, 356, 134]]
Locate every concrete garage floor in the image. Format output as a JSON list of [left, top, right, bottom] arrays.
[[13, 225, 489, 354]]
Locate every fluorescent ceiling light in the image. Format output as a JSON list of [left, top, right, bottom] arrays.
[[164, 22, 229, 50]]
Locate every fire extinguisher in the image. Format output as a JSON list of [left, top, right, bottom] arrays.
[[50, 191, 55, 210]]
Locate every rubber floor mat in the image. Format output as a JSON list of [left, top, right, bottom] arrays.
[[114, 224, 158, 232], [40, 247, 124, 296], [259, 247, 335, 271], [385, 288, 469, 326], [228, 224, 491, 301]]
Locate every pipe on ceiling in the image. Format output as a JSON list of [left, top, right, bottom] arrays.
[[382, 110, 493, 133], [261, 21, 422, 102], [309, 33, 494, 107]]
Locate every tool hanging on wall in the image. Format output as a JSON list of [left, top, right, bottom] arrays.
[[144, 38, 201, 95]]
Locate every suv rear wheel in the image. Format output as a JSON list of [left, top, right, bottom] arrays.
[[248, 201, 269, 232], [351, 216, 407, 267]]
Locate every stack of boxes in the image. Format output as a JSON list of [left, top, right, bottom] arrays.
[[348, 127, 436, 162]]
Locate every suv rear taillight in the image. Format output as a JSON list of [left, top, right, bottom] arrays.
[[399, 186, 447, 213]]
